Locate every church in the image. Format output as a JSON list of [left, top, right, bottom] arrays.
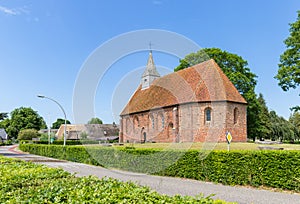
[[119, 51, 247, 143]]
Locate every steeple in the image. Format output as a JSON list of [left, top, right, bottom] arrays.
[[141, 51, 160, 90]]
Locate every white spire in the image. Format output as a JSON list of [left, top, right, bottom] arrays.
[[141, 51, 160, 90]]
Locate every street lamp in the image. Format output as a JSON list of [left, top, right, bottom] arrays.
[[37, 95, 67, 146]]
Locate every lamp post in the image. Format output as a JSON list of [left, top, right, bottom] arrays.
[[37, 95, 67, 146]]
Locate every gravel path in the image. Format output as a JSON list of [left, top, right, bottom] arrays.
[[1, 145, 299, 204]]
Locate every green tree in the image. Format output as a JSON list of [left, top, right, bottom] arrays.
[[87, 117, 103, 124], [51, 118, 71, 129], [80, 131, 88, 140], [257, 93, 271, 140], [275, 11, 300, 110], [269, 111, 295, 142], [5, 107, 46, 138], [289, 111, 300, 141], [0, 113, 8, 121], [175, 48, 261, 140], [17, 129, 40, 140]]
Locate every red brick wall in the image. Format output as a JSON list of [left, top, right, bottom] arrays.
[[119, 101, 247, 143]]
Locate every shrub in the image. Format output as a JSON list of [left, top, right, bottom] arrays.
[[17, 129, 40, 140], [19, 144, 300, 192], [0, 156, 226, 203]]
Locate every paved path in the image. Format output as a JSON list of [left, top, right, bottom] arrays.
[[1, 145, 299, 204]]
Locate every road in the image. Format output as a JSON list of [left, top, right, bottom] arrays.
[[1, 145, 299, 204]]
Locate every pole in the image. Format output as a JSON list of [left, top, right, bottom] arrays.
[[38, 95, 67, 146], [48, 126, 50, 145]]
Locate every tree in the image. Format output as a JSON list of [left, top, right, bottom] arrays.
[[289, 111, 300, 141], [175, 48, 261, 140], [87, 117, 103, 124], [0, 112, 8, 121], [256, 93, 271, 140], [51, 118, 71, 129], [269, 111, 295, 142], [275, 11, 300, 110], [4, 107, 46, 138], [17, 129, 40, 140]]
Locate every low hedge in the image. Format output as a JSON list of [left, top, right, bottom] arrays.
[[19, 144, 300, 192], [0, 156, 226, 203], [20, 140, 100, 145]]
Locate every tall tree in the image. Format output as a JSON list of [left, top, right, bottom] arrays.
[[289, 111, 300, 141], [175, 48, 261, 140], [256, 93, 271, 140], [51, 118, 71, 129], [87, 117, 103, 124], [5, 107, 47, 138], [269, 111, 295, 142], [275, 11, 300, 110]]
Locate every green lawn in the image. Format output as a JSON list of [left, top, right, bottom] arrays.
[[120, 142, 300, 151]]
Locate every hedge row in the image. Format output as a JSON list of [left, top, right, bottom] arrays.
[[19, 144, 300, 192], [0, 156, 226, 203], [20, 140, 100, 145]]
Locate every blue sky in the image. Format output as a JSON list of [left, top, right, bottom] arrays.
[[0, 0, 299, 125]]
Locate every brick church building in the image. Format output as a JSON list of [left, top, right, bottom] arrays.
[[119, 51, 247, 143]]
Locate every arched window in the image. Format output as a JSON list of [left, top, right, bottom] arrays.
[[125, 118, 130, 133], [205, 108, 212, 122], [133, 116, 139, 129], [234, 108, 238, 124], [150, 114, 154, 129], [158, 112, 165, 129]]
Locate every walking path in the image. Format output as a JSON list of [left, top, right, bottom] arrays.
[[1, 145, 299, 204]]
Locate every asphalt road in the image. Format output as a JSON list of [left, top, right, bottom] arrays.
[[1, 145, 299, 204]]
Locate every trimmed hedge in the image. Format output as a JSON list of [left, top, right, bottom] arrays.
[[19, 144, 300, 192], [20, 140, 100, 145], [0, 156, 226, 203]]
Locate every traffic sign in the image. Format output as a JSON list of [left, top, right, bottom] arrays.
[[226, 131, 232, 144]]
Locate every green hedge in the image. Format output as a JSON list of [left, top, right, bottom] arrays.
[[19, 144, 300, 192], [0, 156, 226, 203], [20, 140, 100, 145]]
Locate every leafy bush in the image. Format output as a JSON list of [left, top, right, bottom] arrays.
[[19, 144, 300, 192], [17, 129, 40, 140], [0, 139, 13, 146], [0, 156, 226, 203]]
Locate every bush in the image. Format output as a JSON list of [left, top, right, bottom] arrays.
[[0, 140, 13, 146], [17, 129, 40, 140], [19, 144, 300, 192], [0, 156, 225, 203]]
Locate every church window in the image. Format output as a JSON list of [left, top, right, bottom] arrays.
[[133, 116, 139, 129], [158, 112, 164, 129], [150, 114, 154, 129], [234, 108, 238, 124], [125, 118, 130, 133], [205, 108, 212, 122]]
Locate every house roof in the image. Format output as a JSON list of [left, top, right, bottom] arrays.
[[121, 59, 247, 116], [56, 124, 119, 140], [0, 128, 8, 140]]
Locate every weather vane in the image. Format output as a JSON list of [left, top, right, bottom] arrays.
[[149, 42, 153, 52]]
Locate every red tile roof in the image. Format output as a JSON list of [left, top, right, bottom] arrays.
[[121, 59, 247, 115]]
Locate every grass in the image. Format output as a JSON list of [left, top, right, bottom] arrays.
[[118, 142, 300, 151]]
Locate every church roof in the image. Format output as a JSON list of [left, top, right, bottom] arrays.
[[121, 59, 247, 116]]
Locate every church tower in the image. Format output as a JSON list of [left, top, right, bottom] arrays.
[[141, 51, 160, 90]]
